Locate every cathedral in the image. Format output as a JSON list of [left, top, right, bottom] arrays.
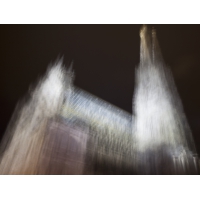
[[0, 26, 199, 175]]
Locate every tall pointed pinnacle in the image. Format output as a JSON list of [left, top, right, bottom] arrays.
[[140, 25, 152, 65], [140, 25, 163, 66]]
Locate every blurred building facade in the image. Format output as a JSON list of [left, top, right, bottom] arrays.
[[0, 26, 199, 174]]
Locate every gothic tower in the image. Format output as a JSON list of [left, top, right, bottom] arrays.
[[133, 25, 199, 174]]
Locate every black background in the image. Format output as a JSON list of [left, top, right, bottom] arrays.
[[0, 25, 200, 154]]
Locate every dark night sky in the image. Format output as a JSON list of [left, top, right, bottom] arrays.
[[0, 25, 200, 154]]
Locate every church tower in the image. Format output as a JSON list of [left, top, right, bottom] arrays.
[[133, 25, 199, 174]]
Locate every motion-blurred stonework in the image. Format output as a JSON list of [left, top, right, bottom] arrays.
[[0, 26, 199, 174]]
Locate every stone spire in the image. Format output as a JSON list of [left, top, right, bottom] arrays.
[[133, 25, 199, 174]]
